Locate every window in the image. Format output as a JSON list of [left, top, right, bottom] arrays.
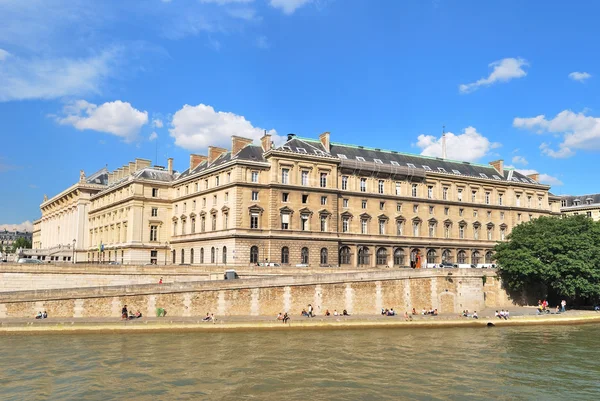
[[380, 201, 385, 210], [183, 202, 187, 213], [423, 165, 431, 171], [498, 193, 504, 206], [320, 215, 327, 232], [301, 171, 309, 186], [395, 182, 401, 195], [444, 207, 449, 216], [151, 208, 158, 217], [281, 247, 289, 264], [193, 200, 196, 210], [342, 176, 348, 190], [561, 199, 567, 207], [150, 250, 158, 265], [429, 206, 434, 215], [213, 195, 217, 205], [376, 248, 387, 265], [459, 208, 464, 217], [500, 212, 505, 221], [428, 222, 436, 237], [438, 167, 446, 173], [453, 170, 461, 175], [474, 225, 480, 240], [227, 172, 231, 183], [485, 192, 490, 205], [444, 223, 451, 238], [205, 179, 209, 189], [340, 246, 351, 265], [391, 161, 400, 166], [301, 215, 309, 231], [413, 221, 420, 236], [175, 205, 179, 215], [338, 154, 347, 159], [356, 156, 365, 161], [189, 248, 194, 264], [202, 197, 206, 207], [320, 248, 328, 265], [427, 249, 436, 264], [224, 213, 228, 229], [471, 190, 477, 203], [195, 182, 199, 192], [374, 159, 383, 164], [587, 211, 592, 218], [191, 218, 196, 233], [282, 193, 289, 202], [215, 176, 220, 186], [181, 249, 185, 264], [407, 163, 416, 168], [250, 213, 259, 229], [517, 213, 522, 221], [302, 194, 308, 204], [500, 227, 506, 240], [396, 220, 403, 235], [487, 226, 493, 240], [442, 187, 448, 200], [362, 200, 367, 209], [201, 216, 206, 232], [457, 189, 463, 202], [411, 184, 418, 197], [150, 225, 158, 242], [252, 191, 259, 201], [281, 213, 290, 230], [301, 247, 309, 264], [358, 247, 370, 265], [396, 203, 402, 212], [321, 196, 327, 205], [473, 210, 478, 218], [222, 246, 227, 264], [394, 249, 405, 266], [457, 251, 467, 264], [360, 178, 367, 192], [379, 219, 386, 235], [251, 171, 259, 183], [378, 180, 384, 194], [459, 224, 465, 239], [250, 246, 259, 264], [538, 197, 543, 208], [152, 188, 159, 197], [427, 186, 433, 199], [361, 218, 368, 234], [173, 221, 178, 236], [342, 217, 350, 233], [516, 194, 521, 207], [343, 199, 349, 208], [282, 168, 289, 184], [320, 173, 327, 188], [413, 205, 418, 213], [211, 215, 216, 231]]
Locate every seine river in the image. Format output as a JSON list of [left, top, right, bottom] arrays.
[[2, 324, 600, 400]]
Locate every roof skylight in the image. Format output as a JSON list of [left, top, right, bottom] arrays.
[[374, 159, 383, 164], [337, 154, 347, 159], [356, 156, 365, 161], [296, 147, 307, 153]]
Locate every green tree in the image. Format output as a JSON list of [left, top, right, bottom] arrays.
[[494, 215, 600, 305], [11, 237, 32, 252]]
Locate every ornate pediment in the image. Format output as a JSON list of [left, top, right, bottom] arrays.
[[318, 208, 331, 216], [341, 211, 353, 219], [458, 219, 467, 226], [248, 204, 264, 214], [199, 210, 207, 217], [189, 212, 197, 218], [359, 212, 371, 220], [221, 206, 230, 213], [377, 213, 389, 221], [279, 206, 294, 214], [298, 207, 313, 215], [428, 217, 438, 224], [473, 221, 481, 228], [172, 215, 178, 222], [486, 222, 494, 228], [395, 215, 406, 222], [499, 223, 508, 229], [412, 216, 422, 223], [180, 214, 187, 221], [443, 218, 453, 225], [210, 208, 218, 215]]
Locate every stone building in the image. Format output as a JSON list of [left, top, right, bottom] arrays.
[[168, 133, 561, 268], [560, 193, 600, 221], [0, 230, 32, 250]]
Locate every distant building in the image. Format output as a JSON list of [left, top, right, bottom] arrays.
[[0, 229, 32, 249], [560, 194, 600, 221]]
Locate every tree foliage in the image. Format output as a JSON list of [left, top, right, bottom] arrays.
[[11, 237, 32, 252], [494, 215, 600, 304]]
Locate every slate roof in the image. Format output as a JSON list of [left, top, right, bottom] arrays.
[[560, 193, 600, 207], [275, 135, 540, 185], [177, 145, 266, 181], [85, 167, 109, 186]]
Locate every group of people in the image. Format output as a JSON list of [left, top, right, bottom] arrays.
[[537, 299, 567, 314], [34, 311, 48, 319], [276, 312, 290, 323], [420, 308, 439, 316], [461, 310, 478, 319], [381, 308, 396, 316], [300, 304, 350, 317], [121, 305, 142, 320], [202, 313, 216, 322], [324, 309, 348, 316], [495, 310, 510, 319]]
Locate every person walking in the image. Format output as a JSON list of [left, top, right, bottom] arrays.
[[308, 304, 314, 318], [561, 299, 566, 313]]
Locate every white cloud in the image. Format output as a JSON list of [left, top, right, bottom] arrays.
[[169, 103, 283, 151], [459, 58, 528, 94], [568, 71, 591, 82], [0, 221, 34, 232], [0, 47, 120, 102], [507, 167, 563, 187], [149, 132, 158, 141], [269, 0, 313, 14], [415, 126, 501, 162], [514, 110, 600, 158], [511, 155, 528, 165], [57, 100, 148, 142], [0, 48, 9, 61], [152, 118, 164, 128]]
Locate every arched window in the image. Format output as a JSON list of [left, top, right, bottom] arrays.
[[301, 247, 309, 264], [250, 246, 259, 264], [485, 251, 493, 264], [358, 246, 370, 266], [200, 248, 204, 264], [190, 248, 194, 264], [172, 250, 176, 264], [393, 248, 405, 266], [442, 249, 452, 263], [320, 248, 328, 265], [472, 251, 481, 265], [457, 250, 467, 264], [222, 246, 227, 264], [426, 249, 437, 264], [281, 247, 289, 264], [211, 247, 215, 263], [180, 249, 185, 264], [376, 247, 388, 265], [339, 246, 351, 265]]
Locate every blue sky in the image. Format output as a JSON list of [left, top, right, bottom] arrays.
[[1, 0, 599, 231]]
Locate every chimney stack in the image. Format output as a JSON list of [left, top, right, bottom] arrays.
[[167, 158, 173, 175], [527, 173, 540, 183], [260, 131, 272, 152], [489, 159, 504, 176], [231, 136, 254, 156], [319, 131, 330, 152], [189, 154, 207, 171]]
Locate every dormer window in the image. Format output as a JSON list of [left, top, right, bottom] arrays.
[[423, 165, 432, 171], [480, 173, 488, 178], [390, 161, 400, 166], [356, 156, 365, 161], [407, 163, 416, 168], [374, 159, 383, 164], [452, 170, 461, 175], [438, 167, 446, 173], [296, 147, 307, 153], [282, 146, 292, 151], [337, 154, 347, 159], [493, 175, 501, 180]]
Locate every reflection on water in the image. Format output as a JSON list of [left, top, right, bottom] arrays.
[[2, 325, 600, 400]]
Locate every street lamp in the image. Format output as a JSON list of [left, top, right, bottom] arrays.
[[72, 239, 76, 264]]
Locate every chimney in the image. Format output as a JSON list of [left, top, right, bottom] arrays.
[[107, 172, 114, 185], [319, 131, 330, 151], [527, 173, 540, 183], [489, 159, 504, 176], [167, 158, 173, 175], [128, 161, 136, 174], [189, 154, 207, 171], [135, 158, 151, 171], [231, 135, 254, 156], [208, 146, 228, 165], [122, 164, 130, 177], [260, 131, 272, 152], [115, 168, 123, 181]]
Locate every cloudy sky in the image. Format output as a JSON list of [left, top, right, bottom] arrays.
[[1, 0, 599, 229]]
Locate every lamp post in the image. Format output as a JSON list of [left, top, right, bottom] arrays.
[[72, 239, 76, 264]]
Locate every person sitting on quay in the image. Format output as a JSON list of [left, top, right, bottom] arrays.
[[433, 309, 438, 316], [135, 311, 142, 318], [561, 300, 567, 312], [404, 311, 413, 321], [343, 309, 349, 316], [202, 313, 212, 322], [277, 313, 283, 321], [411, 308, 417, 315], [594, 305, 600, 312], [301, 309, 309, 317], [381, 308, 386, 315], [473, 311, 478, 319], [324, 309, 331, 316], [333, 310, 339, 316], [35, 311, 43, 319], [42, 311, 48, 319], [121, 305, 128, 320], [283, 312, 290, 324]]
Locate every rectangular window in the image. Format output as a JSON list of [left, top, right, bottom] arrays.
[[485, 191, 490, 205], [191, 218, 196, 233], [361, 200, 367, 209], [473, 210, 478, 217], [224, 213, 228, 229], [202, 197, 206, 207], [321, 196, 327, 205], [225, 192, 229, 202], [500, 212, 505, 220], [301, 171, 309, 186], [215, 176, 220, 187], [499, 193, 504, 206], [201, 217, 206, 232], [360, 178, 367, 192], [457, 188, 463, 202], [185, 185, 189, 195], [193, 200, 196, 210], [343, 199, 349, 208], [516, 194, 521, 207], [459, 208, 464, 217], [183, 202, 187, 213], [301, 215, 309, 231], [227, 172, 231, 183], [152, 188, 159, 197], [471, 190, 477, 202], [320, 216, 327, 232], [378, 180, 384, 194], [342, 176, 348, 190], [251, 171, 259, 183], [379, 220, 385, 235], [518, 213, 522, 221], [250, 213, 259, 229], [282, 168, 289, 184], [412, 184, 418, 197], [429, 223, 435, 238], [213, 195, 217, 205], [444, 207, 449, 215], [361, 219, 368, 234], [150, 225, 158, 242], [151, 208, 158, 217], [538, 197, 543, 208], [251, 191, 258, 201], [395, 182, 401, 196], [281, 214, 290, 230], [527, 196, 532, 208], [429, 206, 434, 215], [413, 204, 418, 213], [380, 201, 385, 210], [413, 222, 419, 237], [211, 215, 216, 231], [427, 186, 433, 199], [320, 173, 327, 188], [396, 203, 402, 212], [442, 187, 448, 200], [459, 225, 465, 239], [342, 217, 349, 233], [205, 180, 209, 189], [282, 193, 289, 202], [302, 194, 308, 204], [396, 221, 403, 235]]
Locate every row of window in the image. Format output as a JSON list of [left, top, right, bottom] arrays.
[[175, 172, 233, 198], [173, 213, 229, 236], [176, 246, 228, 264], [174, 193, 229, 215]]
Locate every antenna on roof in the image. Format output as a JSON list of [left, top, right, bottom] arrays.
[[441, 125, 447, 160]]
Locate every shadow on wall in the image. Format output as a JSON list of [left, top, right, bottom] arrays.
[[498, 270, 547, 306]]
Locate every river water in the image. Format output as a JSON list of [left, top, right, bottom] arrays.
[[2, 324, 599, 400]]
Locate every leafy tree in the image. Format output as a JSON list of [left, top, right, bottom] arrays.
[[11, 237, 32, 252], [494, 215, 600, 305]]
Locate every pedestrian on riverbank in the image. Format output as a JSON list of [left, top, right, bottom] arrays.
[[283, 312, 290, 323], [308, 304, 314, 317], [42, 311, 48, 319], [159, 277, 163, 284], [121, 305, 128, 320], [473, 311, 478, 319], [561, 300, 566, 312]]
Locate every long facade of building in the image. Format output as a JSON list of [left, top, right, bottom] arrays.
[[33, 133, 562, 265], [560, 193, 600, 221]]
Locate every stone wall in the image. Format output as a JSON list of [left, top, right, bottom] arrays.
[[0, 269, 512, 318]]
